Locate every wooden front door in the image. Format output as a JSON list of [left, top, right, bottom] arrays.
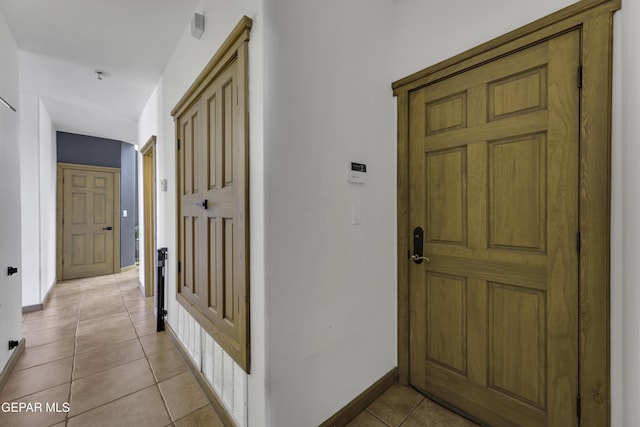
[[62, 167, 116, 279], [408, 30, 580, 426]]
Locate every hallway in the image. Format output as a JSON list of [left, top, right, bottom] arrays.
[[0, 269, 223, 426], [0, 270, 483, 427]]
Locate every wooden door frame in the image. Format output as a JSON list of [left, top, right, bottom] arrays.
[[56, 163, 121, 281], [141, 136, 157, 297], [393, 0, 619, 425]]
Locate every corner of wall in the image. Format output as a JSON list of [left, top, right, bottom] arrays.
[[38, 98, 57, 303], [0, 10, 24, 369], [19, 92, 41, 307]]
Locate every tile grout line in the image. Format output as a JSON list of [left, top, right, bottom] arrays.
[[65, 277, 85, 426], [365, 409, 393, 427], [122, 274, 176, 425], [64, 274, 159, 423], [397, 396, 425, 426], [136, 301, 211, 425], [64, 385, 164, 422], [66, 274, 122, 424]]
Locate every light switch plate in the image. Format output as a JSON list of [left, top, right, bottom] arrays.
[[351, 203, 362, 225]]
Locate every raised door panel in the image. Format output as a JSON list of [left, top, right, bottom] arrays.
[[71, 192, 87, 224], [206, 91, 218, 190], [488, 283, 546, 409], [207, 217, 219, 313], [426, 92, 467, 135], [426, 273, 467, 375], [223, 218, 236, 325], [71, 234, 87, 266], [223, 78, 235, 186], [187, 109, 199, 195], [426, 148, 467, 245], [93, 233, 107, 264], [178, 102, 204, 309], [93, 193, 107, 225], [489, 134, 547, 252], [489, 67, 548, 121]]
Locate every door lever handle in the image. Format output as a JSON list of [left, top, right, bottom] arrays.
[[412, 227, 429, 264], [102, 226, 113, 231], [411, 253, 431, 263], [196, 199, 208, 210]]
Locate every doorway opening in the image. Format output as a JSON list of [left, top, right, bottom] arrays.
[[141, 136, 157, 297]]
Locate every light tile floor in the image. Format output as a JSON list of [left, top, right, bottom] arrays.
[[348, 383, 479, 427], [3, 269, 478, 427], [0, 269, 224, 427]]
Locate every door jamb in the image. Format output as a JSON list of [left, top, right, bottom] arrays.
[[141, 136, 157, 297], [392, 0, 619, 425], [56, 163, 121, 281]]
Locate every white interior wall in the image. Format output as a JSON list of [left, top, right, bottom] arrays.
[[619, 1, 640, 424], [0, 10, 22, 369], [19, 89, 57, 308], [39, 99, 56, 299], [137, 83, 161, 296], [19, 92, 40, 307], [263, 1, 397, 425], [390, 0, 576, 81], [137, 0, 265, 424]]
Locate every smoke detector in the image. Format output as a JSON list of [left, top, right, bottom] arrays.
[[94, 70, 109, 80]]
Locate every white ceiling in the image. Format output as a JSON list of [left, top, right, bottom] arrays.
[[0, 0, 200, 143]]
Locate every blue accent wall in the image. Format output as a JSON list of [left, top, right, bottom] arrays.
[[57, 132, 121, 168], [57, 132, 138, 269], [120, 143, 137, 268]]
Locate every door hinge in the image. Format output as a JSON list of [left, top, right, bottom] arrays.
[[177, 262, 181, 273], [577, 65, 583, 89], [577, 231, 581, 254], [577, 395, 581, 418], [177, 139, 181, 150]]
